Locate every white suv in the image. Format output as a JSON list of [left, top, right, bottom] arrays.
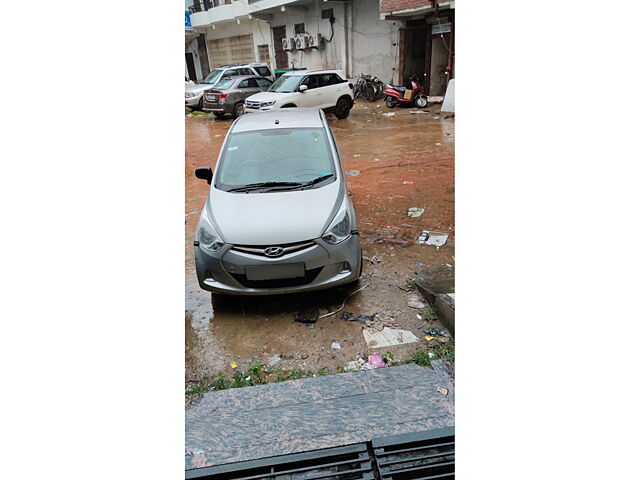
[[244, 69, 354, 119]]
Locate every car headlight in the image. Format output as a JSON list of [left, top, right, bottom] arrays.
[[322, 198, 351, 245], [185, 92, 195, 98], [198, 209, 224, 252], [262, 100, 276, 107]]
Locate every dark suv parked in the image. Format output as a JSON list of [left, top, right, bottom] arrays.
[[202, 75, 272, 118]]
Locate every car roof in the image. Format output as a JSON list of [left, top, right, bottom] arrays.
[[231, 108, 325, 133], [282, 69, 343, 76]]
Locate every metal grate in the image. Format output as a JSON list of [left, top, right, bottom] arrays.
[[372, 428, 455, 480], [231, 240, 316, 258], [186, 443, 375, 479], [186, 429, 454, 480]]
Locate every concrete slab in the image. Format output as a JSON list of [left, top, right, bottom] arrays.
[[362, 327, 419, 348], [185, 364, 454, 470]]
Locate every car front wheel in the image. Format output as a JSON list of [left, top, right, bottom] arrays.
[[233, 102, 245, 118]]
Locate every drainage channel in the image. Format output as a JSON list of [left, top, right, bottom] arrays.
[[185, 427, 454, 480]]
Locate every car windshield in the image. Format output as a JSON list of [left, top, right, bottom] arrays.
[[212, 78, 234, 90], [216, 128, 336, 191], [268, 75, 305, 93], [202, 69, 224, 84]]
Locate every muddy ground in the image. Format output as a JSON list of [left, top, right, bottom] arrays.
[[185, 100, 454, 387]]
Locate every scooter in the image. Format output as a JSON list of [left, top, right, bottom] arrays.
[[383, 77, 428, 109]]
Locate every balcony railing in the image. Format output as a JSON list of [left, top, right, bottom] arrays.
[[188, 0, 233, 13]]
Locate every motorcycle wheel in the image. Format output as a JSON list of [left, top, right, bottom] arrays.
[[385, 96, 397, 108], [363, 84, 376, 102], [414, 95, 428, 108]]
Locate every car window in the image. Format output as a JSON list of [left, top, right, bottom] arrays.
[[212, 78, 235, 90], [239, 78, 259, 88], [222, 69, 238, 77], [256, 77, 272, 87], [239, 68, 253, 75], [217, 128, 336, 189], [301, 75, 320, 90], [319, 74, 338, 87], [268, 74, 304, 93], [202, 69, 224, 84], [255, 66, 272, 77]]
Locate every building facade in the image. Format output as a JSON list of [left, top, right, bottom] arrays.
[[185, 0, 454, 95]]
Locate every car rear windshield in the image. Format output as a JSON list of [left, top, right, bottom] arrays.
[[255, 66, 272, 77], [202, 69, 224, 84], [268, 75, 305, 93], [216, 128, 336, 190], [212, 78, 234, 90]]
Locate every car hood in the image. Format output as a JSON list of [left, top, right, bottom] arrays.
[[207, 181, 342, 245], [186, 83, 217, 95], [246, 91, 292, 102]]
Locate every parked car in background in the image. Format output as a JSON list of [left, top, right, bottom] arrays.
[[185, 63, 274, 110], [244, 69, 354, 119], [193, 108, 362, 300], [202, 75, 272, 119]]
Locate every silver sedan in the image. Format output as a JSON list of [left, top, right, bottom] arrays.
[[202, 75, 272, 119]]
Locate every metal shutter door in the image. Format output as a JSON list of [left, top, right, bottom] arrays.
[[207, 34, 255, 68]]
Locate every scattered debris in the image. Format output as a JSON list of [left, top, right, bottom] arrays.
[[230, 362, 238, 369], [416, 263, 425, 267], [340, 312, 375, 323], [382, 112, 396, 117], [331, 341, 342, 349], [346, 358, 366, 371], [427, 96, 444, 103], [437, 386, 449, 396], [409, 110, 427, 114], [363, 327, 419, 348], [364, 317, 386, 332], [353, 154, 361, 157], [428, 352, 436, 358], [318, 284, 369, 319], [294, 308, 319, 324], [425, 335, 435, 341], [363, 352, 387, 369], [417, 324, 424, 330], [365, 255, 381, 264], [345, 170, 360, 177], [403, 181, 414, 185], [435, 142, 442, 146], [417, 230, 449, 247], [407, 294, 426, 309], [407, 207, 425, 217]]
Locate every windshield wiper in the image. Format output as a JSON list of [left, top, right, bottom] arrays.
[[297, 174, 334, 189], [227, 181, 303, 193]]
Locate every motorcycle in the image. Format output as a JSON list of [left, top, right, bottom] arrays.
[[383, 77, 428, 109]]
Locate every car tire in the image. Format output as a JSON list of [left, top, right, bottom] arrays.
[[385, 96, 397, 108], [281, 104, 296, 108], [334, 97, 351, 119], [197, 97, 204, 111], [210, 293, 225, 310], [233, 102, 245, 118], [213, 112, 225, 119]]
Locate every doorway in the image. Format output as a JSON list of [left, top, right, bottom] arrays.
[[185, 52, 197, 82], [271, 25, 288, 69]]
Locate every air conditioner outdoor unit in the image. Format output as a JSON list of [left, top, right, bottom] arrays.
[[294, 36, 305, 50], [307, 33, 323, 49], [282, 38, 292, 51]]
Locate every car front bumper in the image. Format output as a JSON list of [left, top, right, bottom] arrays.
[[194, 234, 361, 295], [185, 95, 202, 107]]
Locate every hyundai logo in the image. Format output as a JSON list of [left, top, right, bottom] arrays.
[[264, 246, 284, 257]]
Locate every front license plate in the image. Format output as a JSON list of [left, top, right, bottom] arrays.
[[245, 263, 305, 281]]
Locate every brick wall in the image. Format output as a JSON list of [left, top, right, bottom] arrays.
[[380, 0, 442, 13]]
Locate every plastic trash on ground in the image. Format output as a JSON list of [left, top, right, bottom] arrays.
[[363, 352, 387, 369], [408, 207, 425, 217]]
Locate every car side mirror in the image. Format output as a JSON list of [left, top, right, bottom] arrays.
[[195, 167, 213, 185], [299, 84, 308, 92]]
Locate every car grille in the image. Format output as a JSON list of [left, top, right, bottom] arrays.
[[245, 100, 262, 108], [232, 240, 316, 258], [231, 266, 323, 289]]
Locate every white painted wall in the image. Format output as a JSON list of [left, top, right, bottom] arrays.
[[204, 19, 274, 69], [351, 0, 402, 84], [269, 2, 348, 73]]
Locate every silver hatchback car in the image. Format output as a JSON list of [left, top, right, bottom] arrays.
[[194, 108, 362, 297]]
